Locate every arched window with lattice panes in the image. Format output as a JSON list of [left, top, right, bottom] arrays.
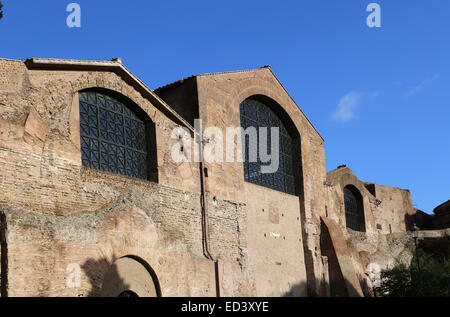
[[239, 98, 297, 195], [79, 90, 157, 181]]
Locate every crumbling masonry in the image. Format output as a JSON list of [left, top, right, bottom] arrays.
[[0, 58, 447, 297]]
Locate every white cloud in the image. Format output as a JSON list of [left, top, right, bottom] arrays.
[[331, 91, 364, 123], [405, 74, 439, 97]]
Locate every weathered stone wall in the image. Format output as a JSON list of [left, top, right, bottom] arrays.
[[344, 230, 415, 296], [194, 68, 327, 296], [323, 166, 417, 296], [325, 166, 413, 234], [343, 229, 448, 296], [0, 59, 253, 297], [243, 183, 307, 296], [0, 58, 421, 297]]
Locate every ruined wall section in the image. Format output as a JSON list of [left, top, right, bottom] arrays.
[[0, 59, 253, 296], [343, 230, 414, 296], [371, 184, 414, 233], [325, 168, 378, 234], [325, 167, 413, 234], [195, 68, 327, 296], [324, 166, 417, 296]]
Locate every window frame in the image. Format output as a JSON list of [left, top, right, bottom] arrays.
[[239, 98, 297, 195], [78, 89, 157, 181], [344, 185, 366, 232]]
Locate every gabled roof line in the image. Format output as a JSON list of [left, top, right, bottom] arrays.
[[154, 66, 269, 92], [24, 58, 195, 133], [155, 66, 324, 141], [434, 200, 450, 213], [0, 58, 25, 62], [265, 67, 324, 141], [19, 58, 323, 141]]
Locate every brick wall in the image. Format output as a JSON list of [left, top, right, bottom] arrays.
[[0, 59, 253, 296], [0, 58, 418, 297]]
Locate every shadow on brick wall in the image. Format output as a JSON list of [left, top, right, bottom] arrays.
[[281, 281, 308, 297], [81, 255, 129, 297], [282, 278, 366, 297]]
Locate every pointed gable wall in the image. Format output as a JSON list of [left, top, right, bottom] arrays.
[[193, 67, 326, 296]]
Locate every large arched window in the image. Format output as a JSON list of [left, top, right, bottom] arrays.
[[239, 98, 296, 195], [344, 185, 365, 232], [79, 90, 151, 180]]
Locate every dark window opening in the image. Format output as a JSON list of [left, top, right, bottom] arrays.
[[239, 98, 296, 195], [364, 183, 376, 197], [344, 186, 365, 232], [79, 90, 155, 181]]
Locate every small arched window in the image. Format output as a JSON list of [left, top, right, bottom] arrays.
[[79, 90, 149, 180], [344, 186, 365, 232], [239, 98, 296, 195]]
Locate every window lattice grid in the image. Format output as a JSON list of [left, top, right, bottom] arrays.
[[239, 99, 296, 195], [344, 187, 362, 231], [79, 91, 148, 180]]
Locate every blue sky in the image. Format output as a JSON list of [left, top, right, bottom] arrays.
[[1, 0, 448, 213]]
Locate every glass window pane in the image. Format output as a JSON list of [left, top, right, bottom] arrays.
[[239, 98, 297, 195], [79, 91, 148, 180]]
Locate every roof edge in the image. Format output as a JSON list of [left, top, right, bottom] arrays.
[[434, 200, 450, 214], [154, 66, 270, 92], [24, 58, 195, 133], [155, 66, 324, 141], [266, 68, 324, 141]]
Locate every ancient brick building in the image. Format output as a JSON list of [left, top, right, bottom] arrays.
[[0, 57, 444, 297]]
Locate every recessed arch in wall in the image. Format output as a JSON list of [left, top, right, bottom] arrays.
[[100, 255, 161, 297], [343, 185, 366, 232], [238, 94, 303, 196]]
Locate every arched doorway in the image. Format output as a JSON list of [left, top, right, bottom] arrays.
[[100, 256, 161, 297]]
